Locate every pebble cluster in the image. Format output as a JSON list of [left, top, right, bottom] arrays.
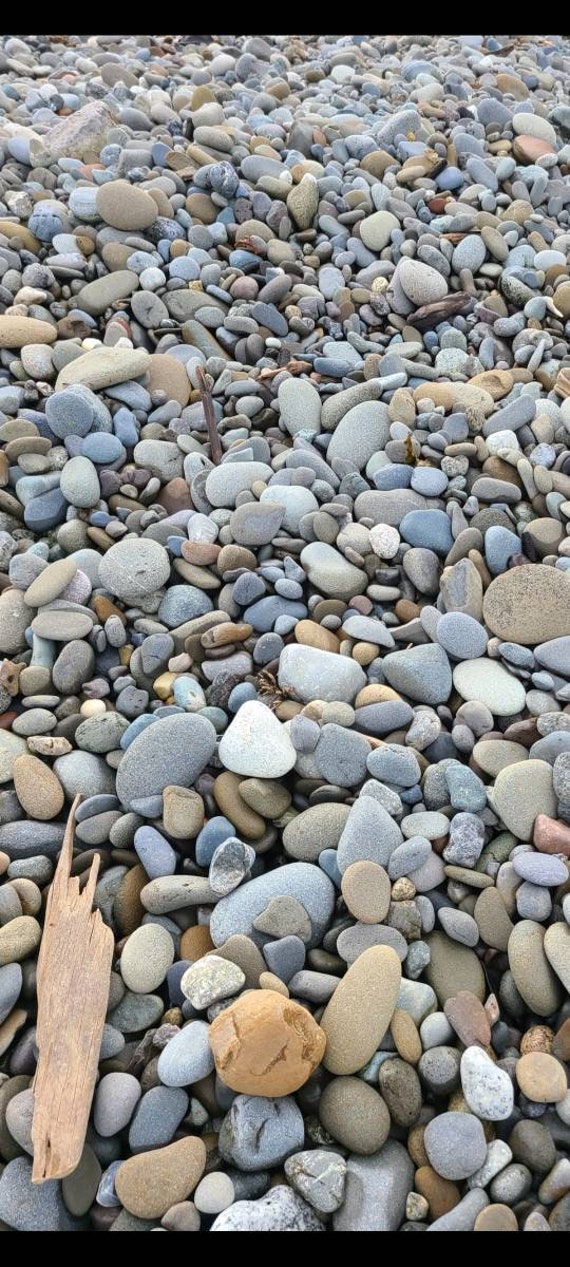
[[0, 31, 569, 1232]]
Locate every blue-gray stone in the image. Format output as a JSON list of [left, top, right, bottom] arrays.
[[0, 962, 22, 1023], [209, 861, 335, 951], [436, 612, 488, 660], [156, 1020, 214, 1086], [218, 1095, 305, 1171], [314, 724, 370, 788], [116, 714, 217, 810], [354, 701, 414, 733], [128, 1086, 189, 1152], [382, 643, 452, 705], [337, 796, 403, 874], [263, 935, 306, 984], [400, 510, 453, 555], [366, 744, 421, 787], [0, 1157, 77, 1230], [134, 826, 176, 879]]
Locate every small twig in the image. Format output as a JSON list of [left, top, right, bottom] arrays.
[[196, 366, 223, 465]]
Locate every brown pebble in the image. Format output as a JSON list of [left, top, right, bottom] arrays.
[[444, 991, 491, 1047], [209, 989, 325, 1096], [415, 1165, 460, 1220], [12, 753, 64, 821], [321, 946, 401, 1075], [391, 1008, 422, 1064], [180, 926, 215, 962]]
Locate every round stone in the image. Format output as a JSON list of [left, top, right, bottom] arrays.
[[341, 861, 391, 923], [98, 538, 170, 604], [424, 1111, 487, 1180], [209, 989, 326, 1096], [453, 659, 526, 715]]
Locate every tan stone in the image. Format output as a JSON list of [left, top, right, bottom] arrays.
[[294, 620, 339, 653], [341, 861, 390, 924], [516, 1051, 567, 1103], [321, 946, 401, 1075], [96, 179, 157, 231], [146, 354, 191, 407], [209, 989, 325, 1097], [474, 1203, 519, 1231], [12, 754, 64, 821], [115, 1137, 206, 1219], [0, 316, 56, 348], [483, 564, 570, 645], [162, 786, 204, 839], [390, 1008, 422, 1065]]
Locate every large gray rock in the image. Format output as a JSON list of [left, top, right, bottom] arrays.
[[218, 1096, 305, 1172], [333, 1140, 414, 1230], [0, 1157, 78, 1230], [116, 714, 216, 810], [278, 644, 366, 704], [209, 861, 335, 951]]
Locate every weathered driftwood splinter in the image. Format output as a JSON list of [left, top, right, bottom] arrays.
[[32, 793, 114, 1182]]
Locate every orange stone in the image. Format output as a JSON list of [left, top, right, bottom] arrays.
[[209, 989, 326, 1097]]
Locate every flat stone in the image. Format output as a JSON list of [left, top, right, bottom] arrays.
[[115, 1137, 206, 1219]]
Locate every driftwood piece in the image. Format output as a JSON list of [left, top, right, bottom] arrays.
[[32, 794, 114, 1182], [196, 365, 223, 465]]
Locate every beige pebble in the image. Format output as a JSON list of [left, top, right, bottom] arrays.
[[341, 861, 391, 923], [320, 946, 401, 1075], [516, 1051, 568, 1103], [115, 1137, 206, 1219]]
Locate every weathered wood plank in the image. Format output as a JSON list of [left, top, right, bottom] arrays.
[[32, 794, 114, 1182]]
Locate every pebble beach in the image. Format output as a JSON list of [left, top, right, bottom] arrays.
[[0, 31, 569, 1230]]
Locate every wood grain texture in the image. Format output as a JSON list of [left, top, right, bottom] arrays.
[[32, 794, 114, 1182]]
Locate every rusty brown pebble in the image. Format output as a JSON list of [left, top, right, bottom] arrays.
[[209, 988, 326, 1096]]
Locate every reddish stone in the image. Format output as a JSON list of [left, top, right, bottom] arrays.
[[512, 135, 555, 163], [180, 540, 220, 566], [534, 814, 570, 857], [156, 478, 193, 515]]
